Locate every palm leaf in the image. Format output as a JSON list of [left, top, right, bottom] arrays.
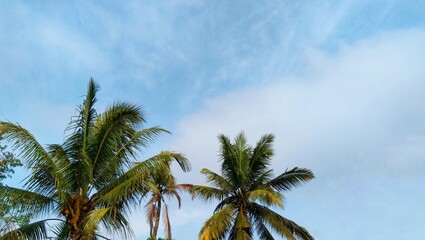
[[0, 185, 56, 218], [80, 207, 112, 235], [0, 122, 64, 197], [267, 167, 314, 192], [199, 204, 235, 240], [95, 151, 186, 212], [98, 208, 134, 240], [249, 202, 314, 240], [93, 127, 168, 190], [252, 216, 274, 240], [192, 185, 227, 203], [249, 134, 274, 179], [200, 168, 233, 192], [0, 219, 53, 240], [248, 188, 283, 209]]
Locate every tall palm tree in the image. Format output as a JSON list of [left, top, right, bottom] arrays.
[[144, 164, 192, 240], [0, 80, 190, 240], [194, 132, 314, 240]]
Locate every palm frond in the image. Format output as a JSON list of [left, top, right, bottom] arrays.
[[192, 185, 227, 203], [0, 122, 54, 170], [0, 122, 65, 197], [248, 188, 283, 209], [213, 196, 237, 213], [93, 129, 173, 190], [249, 134, 274, 179], [219, 133, 251, 188], [199, 204, 235, 240], [0, 185, 56, 218], [80, 207, 112, 235], [249, 202, 314, 240], [0, 219, 55, 240], [250, 169, 273, 188], [81, 79, 98, 149], [267, 167, 314, 192], [252, 216, 274, 240], [91, 102, 145, 169], [99, 209, 134, 240], [95, 151, 187, 210], [200, 168, 233, 192], [51, 220, 71, 240]]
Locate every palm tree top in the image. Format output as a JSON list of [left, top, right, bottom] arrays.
[[194, 132, 315, 240], [0, 79, 190, 240]]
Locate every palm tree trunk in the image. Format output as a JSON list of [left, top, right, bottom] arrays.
[[152, 200, 162, 240]]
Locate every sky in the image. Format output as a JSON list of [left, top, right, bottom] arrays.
[[1, 0, 425, 239]]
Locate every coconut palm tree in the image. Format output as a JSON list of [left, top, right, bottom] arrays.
[[144, 164, 192, 240], [194, 132, 314, 240], [0, 79, 190, 240]]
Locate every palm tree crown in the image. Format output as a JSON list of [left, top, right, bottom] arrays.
[[0, 80, 190, 240], [144, 163, 192, 240], [194, 132, 314, 240]]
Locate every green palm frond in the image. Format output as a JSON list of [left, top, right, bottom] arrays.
[[219, 133, 253, 187], [0, 185, 56, 218], [192, 185, 227, 203], [248, 188, 283, 208], [249, 202, 314, 240], [96, 151, 187, 209], [80, 207, 112, 235], [91, 102, 145, 168], [0, 122, 55, 170], [217, 134, 240, 185], [199, 204, 235, 240], [267, 167, 315, 191], [92, 127, 168, 190], [0, 122, 64, 197], [252, 217, 274, 240], [0, 219, 54, 240], [200, 168, 233, 192], [250, 134, 274, 179], [51, 220, 71, 240], [213, 196, 237, 213], [62, 80, 98, 197], [81, 79, 98, 149], [99, 208, 134, 240], [251, 169, 273, 188]]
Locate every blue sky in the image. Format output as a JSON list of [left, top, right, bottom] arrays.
[[1, 1, 425, 239]]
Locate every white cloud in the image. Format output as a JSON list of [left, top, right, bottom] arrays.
[[167, 29, 425, 239]]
